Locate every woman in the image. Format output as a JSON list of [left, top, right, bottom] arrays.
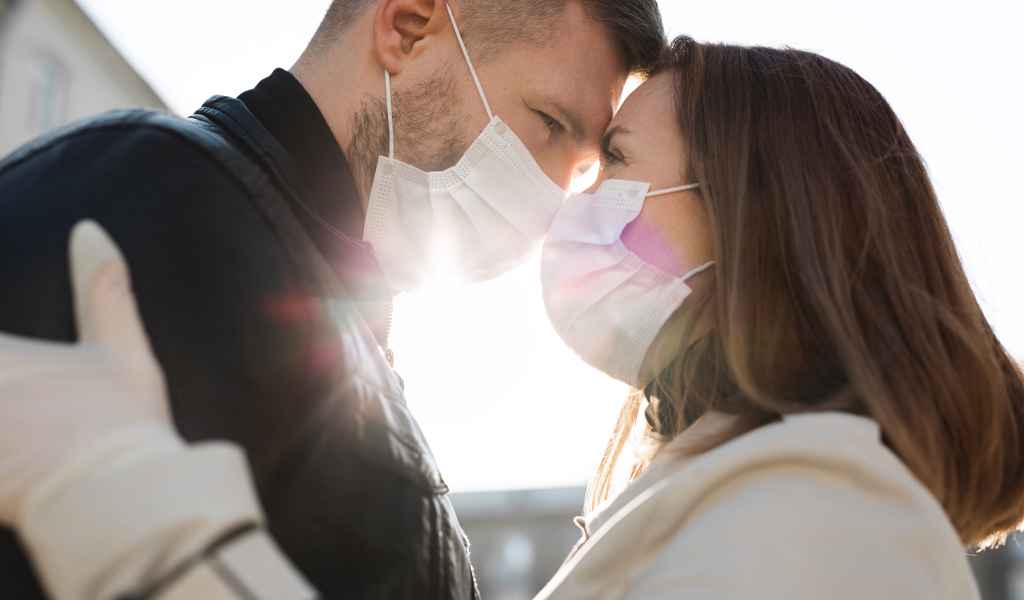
[[534, 36, 1024, 598], [2, 37, 1021, 599]]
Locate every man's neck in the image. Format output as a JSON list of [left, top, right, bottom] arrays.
[[291, 38, 382, 212]]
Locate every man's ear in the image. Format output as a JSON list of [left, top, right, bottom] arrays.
[[373, 0, 454, 76]]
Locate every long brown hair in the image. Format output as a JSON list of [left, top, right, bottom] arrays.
[[587, 37, 1024, 549]]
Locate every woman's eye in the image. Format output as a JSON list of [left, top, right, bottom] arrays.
[[600, 135, 626, 167], [601, 146, 624, 166]]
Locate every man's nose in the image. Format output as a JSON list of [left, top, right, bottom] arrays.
[[538, 156, 573, 190], [547, 147, 598, 191], [583, 179, 602, 195], [571, 162, 600, 194]]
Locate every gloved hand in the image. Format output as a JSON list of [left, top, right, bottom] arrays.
[[0, 221, 180, 526], [0, 222, 276, 600]]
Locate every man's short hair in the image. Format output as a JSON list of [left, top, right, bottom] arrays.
[[314, 0, 666, 76]]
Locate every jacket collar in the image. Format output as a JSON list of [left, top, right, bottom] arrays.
[[238, 69, 365, 242], [217, 69, 393, 303], [194, 83, 394, 346], [580, 411, 739, 540]]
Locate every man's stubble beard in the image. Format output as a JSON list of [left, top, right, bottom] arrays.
[[347, 63, 469, 207]]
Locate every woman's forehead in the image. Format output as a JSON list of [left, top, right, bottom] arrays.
[[610, 74, 675, 132]]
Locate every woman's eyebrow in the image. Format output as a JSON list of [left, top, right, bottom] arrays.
[[601, 126, 632, 150]]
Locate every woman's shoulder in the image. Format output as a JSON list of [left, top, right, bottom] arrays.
[[678, 414, 946, 544], [541, 413, 980, 600], [673, 412, 933, 507], [667, 412, 965, 550], [628, 412, 980, 598]]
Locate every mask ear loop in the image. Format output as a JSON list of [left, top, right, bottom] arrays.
[[385, 70, 396, 159], [645, 182, 713, 281], [682, 261, 715, 282], [646, 182, 701, 198], [445, 2, 495, 120]]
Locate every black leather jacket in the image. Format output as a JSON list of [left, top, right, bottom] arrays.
[[0, 92, 480, 600]]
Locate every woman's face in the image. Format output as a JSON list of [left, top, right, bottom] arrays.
[[593, 74, 714, 277]]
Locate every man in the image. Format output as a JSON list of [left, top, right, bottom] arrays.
[[0, 0, 665, 598]]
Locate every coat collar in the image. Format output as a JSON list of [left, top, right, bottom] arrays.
[[546, 413, 885, 600], [579, 411, 739, 541]]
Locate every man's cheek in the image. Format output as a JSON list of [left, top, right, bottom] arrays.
[[541, 151, 573, 190]]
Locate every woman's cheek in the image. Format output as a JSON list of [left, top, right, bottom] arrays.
[[624, 203, 713, 277]]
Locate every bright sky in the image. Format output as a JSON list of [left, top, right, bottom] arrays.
[[78, 0, 1024, 493]]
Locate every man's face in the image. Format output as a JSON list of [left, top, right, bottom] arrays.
[[386, 2, 628, 191], [468, 4, 628, 188]]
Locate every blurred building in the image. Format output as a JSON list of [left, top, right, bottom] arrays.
[[452, 487, 585, 600], [454, 486, 1023, 600], [0, 0, 166, 157]]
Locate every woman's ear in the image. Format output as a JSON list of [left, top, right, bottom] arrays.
[[373, 0, 453, 76]]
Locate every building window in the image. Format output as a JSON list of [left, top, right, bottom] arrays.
[[29, 53, 68, 134]]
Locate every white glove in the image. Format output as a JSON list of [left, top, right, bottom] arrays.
[[0, 220, 179, 525], [0, 222, 278, 600]]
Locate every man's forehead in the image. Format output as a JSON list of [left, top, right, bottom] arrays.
[[533, 2, 629, 142]]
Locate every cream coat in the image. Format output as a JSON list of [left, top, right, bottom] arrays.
[[536, 412, 981, 600]]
